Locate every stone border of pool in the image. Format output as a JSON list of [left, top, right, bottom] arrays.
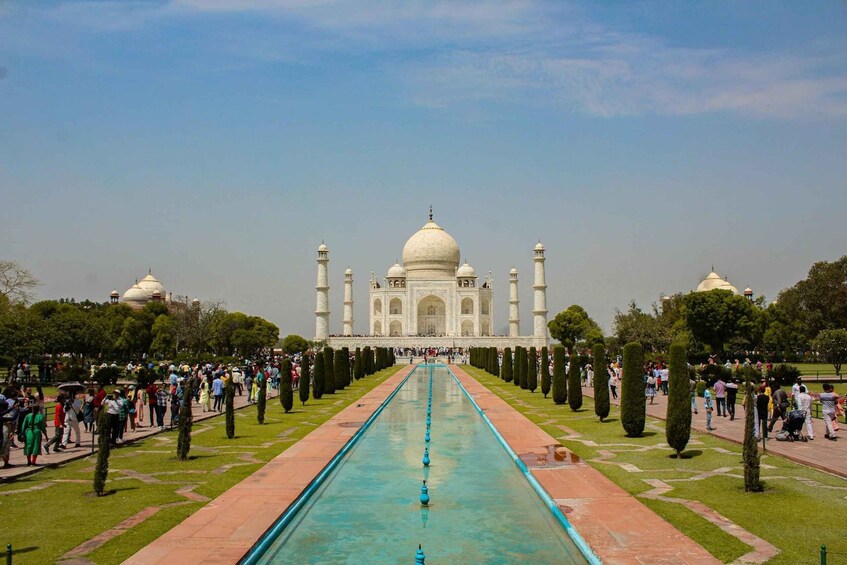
[[449, 365, 721, 565], [123, 365, 414, 565]]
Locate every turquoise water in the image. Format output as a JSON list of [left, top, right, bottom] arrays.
[[260, 366, 586, 563]]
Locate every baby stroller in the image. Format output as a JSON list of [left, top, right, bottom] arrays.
[[776, 410, 808, 442]]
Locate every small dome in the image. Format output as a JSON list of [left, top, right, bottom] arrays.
[[152, 290, 162, 298], [696, 271, 739, 295], [510, 267, 518, 275], [401, 220, 460, 277], [456, 262, 477, 278], [191, 298, 200, 305], [534, 241, 545, 251], [137, 272, 166, 297], [123, 283, 147, 302], [744, 287, 753, 295], [345, 267, 353, 275], [318, 243, 328, 252], [110, 289, 120, 297], [387, 262, 407, 278]]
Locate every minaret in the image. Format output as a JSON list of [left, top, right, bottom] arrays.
[[532, 242, 548, 341], [343, 267, 354, 336], [508, 267, 520, 337], [315, 243, 330, 341]]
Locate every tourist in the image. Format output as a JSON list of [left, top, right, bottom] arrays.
[[93, 384, 106, 430], [61, 393, 82, 448], [767, 383, 789, 433], [756, 386, 770, 441], [714, 375, 727, 417], [21, 404, 48, 466], [170, 381, 182, 428], [117, 389, 129, 442], [726, 378, 739, 420], [0, 389, 20, 468], [199, 376, 211, 412], [819, 383, 840, 441], [44, 393, 66, 454], [155, 385, 168, 430], [146, 380, 158, 427], [245, 371, 254, 403], [660, 365, 669, 395], [233, 367, 243, 396], [690, 376, 699, 414], [791, 377, 803, 399], [212, 374, 224, 412], [703, 386, 714, 431], [795, 385, 815, 440], [82, 388, 95, 432], [104, 391, 122, 447], [608, 364, 617, 400], [126, 385, 137, 432], [645, 371, 657, 405]]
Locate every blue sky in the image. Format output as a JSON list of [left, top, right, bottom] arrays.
[[1, 1, 846, 337]]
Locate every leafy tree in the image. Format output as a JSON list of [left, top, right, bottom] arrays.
[[742, 379, 762, 492], [299, 355, 310, 406], [281, 334, 310, 355], [527, 346, 538, 392], [614, 301, 671, 353], [620, 342, 645, 437], [665, 344, 691, 457], [225, 380, 235, 438], [552, 346, 567, 405], [280, 358, 294, 413], [324, 346, 336, 393], [93, 408, 111, 496], [567, 354, 582, 411], [313, 351, 325, 399], [0, 259, 40, 305], [151, 314, 177, 357], [813, 328, 847, 377], [502, 347, 513, 383], [548, 305, 603, 350], [682, 289, 756, 353], [592, 343, 609, 421], [540, 346, 550, 398], [177, 379, 194, 460], [257, 373, 267, 424]]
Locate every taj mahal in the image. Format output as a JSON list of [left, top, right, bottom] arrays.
[[317, 209, 549, 350]]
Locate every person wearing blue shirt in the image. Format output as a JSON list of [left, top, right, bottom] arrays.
[[212, 376, 224, 412]]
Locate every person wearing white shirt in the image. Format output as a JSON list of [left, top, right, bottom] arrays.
[[794, 385, 815, 440]]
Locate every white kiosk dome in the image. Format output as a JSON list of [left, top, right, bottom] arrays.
[[401, 215, 461, 279], [456, 262, 477, 278], [137, 271, 166, 297], [696, 271, 739, 295], [387, 262, 407, 278], [123, 283, 147, 303]]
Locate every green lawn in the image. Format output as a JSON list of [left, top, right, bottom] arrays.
[[462, 366, 847, 564], [0, 366, 403, 565]]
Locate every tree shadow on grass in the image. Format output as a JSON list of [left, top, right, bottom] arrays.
[[9, 546, 39, 556], [640, 431, 659, 438], [599, 418, 619, 423], [670, 450, 703, 459]]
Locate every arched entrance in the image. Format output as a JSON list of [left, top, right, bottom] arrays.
[[417, 295, 446, 336]]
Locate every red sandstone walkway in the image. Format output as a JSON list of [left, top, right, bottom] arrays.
[[580, 384, 847, 479], [450, 366, 719, 565], [123, 365, 415, 565]]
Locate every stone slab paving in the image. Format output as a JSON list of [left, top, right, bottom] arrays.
[[450, 366, 720, 565], [0, 388, 279, 482], [581, 384, 847, 479], [123, 365, 415, 565]]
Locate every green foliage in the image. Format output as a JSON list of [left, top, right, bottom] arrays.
[[592, 343, 609, 421], [768, 363, 801, 387], [567, 354, 583, 411], [666, 344, 691, 456], [281, 334, 310, 355], [502, 347, 513, 382], [527, 346, 538, 392], [490, 346, 498, 376], [353, 347, 363, 380], [547, 305, 603, 349], [515, 347, 525, 388], [334, 350, 346, 392], [813, 328, 847, 376], [93, 366, 121, 387], [682, 289, 756, 353], [363, 346, 373, 375], [552, 346, 567, 405], [323, 346, 336, 393], [280, 358, 294, 414], [177, 379, 194, 460], [299, 355, 310, 406], [225, 381, 235, 438], [256, 374, 267, 424], [742, 379, 762, 492], [93, 409, 111, 496], [312, 351, 325, 399], [540, 346, 550, 398], [621, 342, 645, 437], [613, 300, 673, 353]]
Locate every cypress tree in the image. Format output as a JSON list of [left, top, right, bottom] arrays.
[[592, 343, 610, 422], [568, 354, 583, 411], [177, 379, 194, 460], [299, 355, 311, 406], [514, 347, 523, 387], [743, 377, 762, 492], [324, 346, 336, 393], [502, 348, 513, 382], [540, 346, 551, 398], [354, 348, 363, 380], [491, 347, 498, 376], [341, 347, 351, 388], [93, 408, 111, 496], [334, 350, 346, 393], [552, 346, 567, 405], [527, 346, 538, 392], [280, 358, 294, 413], [519, 346, 529, 389], [621, 342, 646, 437], [225, 380, 235, 438], [257, 372, 267, 424], [369, 348, 376, 374], [313, 351, 325, 399], [666, 343, 690, 457]]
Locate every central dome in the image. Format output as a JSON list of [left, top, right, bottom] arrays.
[[402, 220, 461, 278]]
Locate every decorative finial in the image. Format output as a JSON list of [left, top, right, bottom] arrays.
[[148, 267, 152, 275], [429, 205, 433, 221], [420, 481, 430, 506], [416, 543, 426, 563], [423, 448, 430, 467]]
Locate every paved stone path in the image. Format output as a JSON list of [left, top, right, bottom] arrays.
[[581, 384, 847, 479], [0, 389, 278, 482]]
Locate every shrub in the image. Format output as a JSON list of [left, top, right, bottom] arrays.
[[592, 343, 609, 421], [516, 347, 526, 388], [502, 348, 513, 382], [93, 408, 111, 496], [93, 367, 121, 387], [313, 351, 325, 399], [527, 347, 538, 392], [540, 346, 550, 398], [177, 379, 194, 460], [280, 358, 294, 413], [742, 378, 762, 491], [354, 348, 363, 380], [567, 354, 582, 411], [324, 346, 336, 394], [621, 342, 645, 437], [519, 347, 529, 389], [666, 344, 691, 457], [341, 347, 351, 388], [552, 346, 567, 405], [768, 363, 801, 388], [257, 373, 267, 424], [696, 380, 707, 398], [299, 355, 310, 406], [225, 380, 235, 438], [334, 350, 346, 392]]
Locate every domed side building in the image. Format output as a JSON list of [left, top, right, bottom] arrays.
[[317, 209, 550, 349], [695, 270, 740, 295], [112, 270, 174, 310]]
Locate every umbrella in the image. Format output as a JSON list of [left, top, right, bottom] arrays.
[[58, 381, 86, 394]]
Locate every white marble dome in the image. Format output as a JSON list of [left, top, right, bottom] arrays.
[[402, 220, 461, 277], [387, 262, 407, 278], [456, 262, 477, 278], [137, 272, 166, 297], [696, 271, 739, 295], [123, 283, 147, 303]]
